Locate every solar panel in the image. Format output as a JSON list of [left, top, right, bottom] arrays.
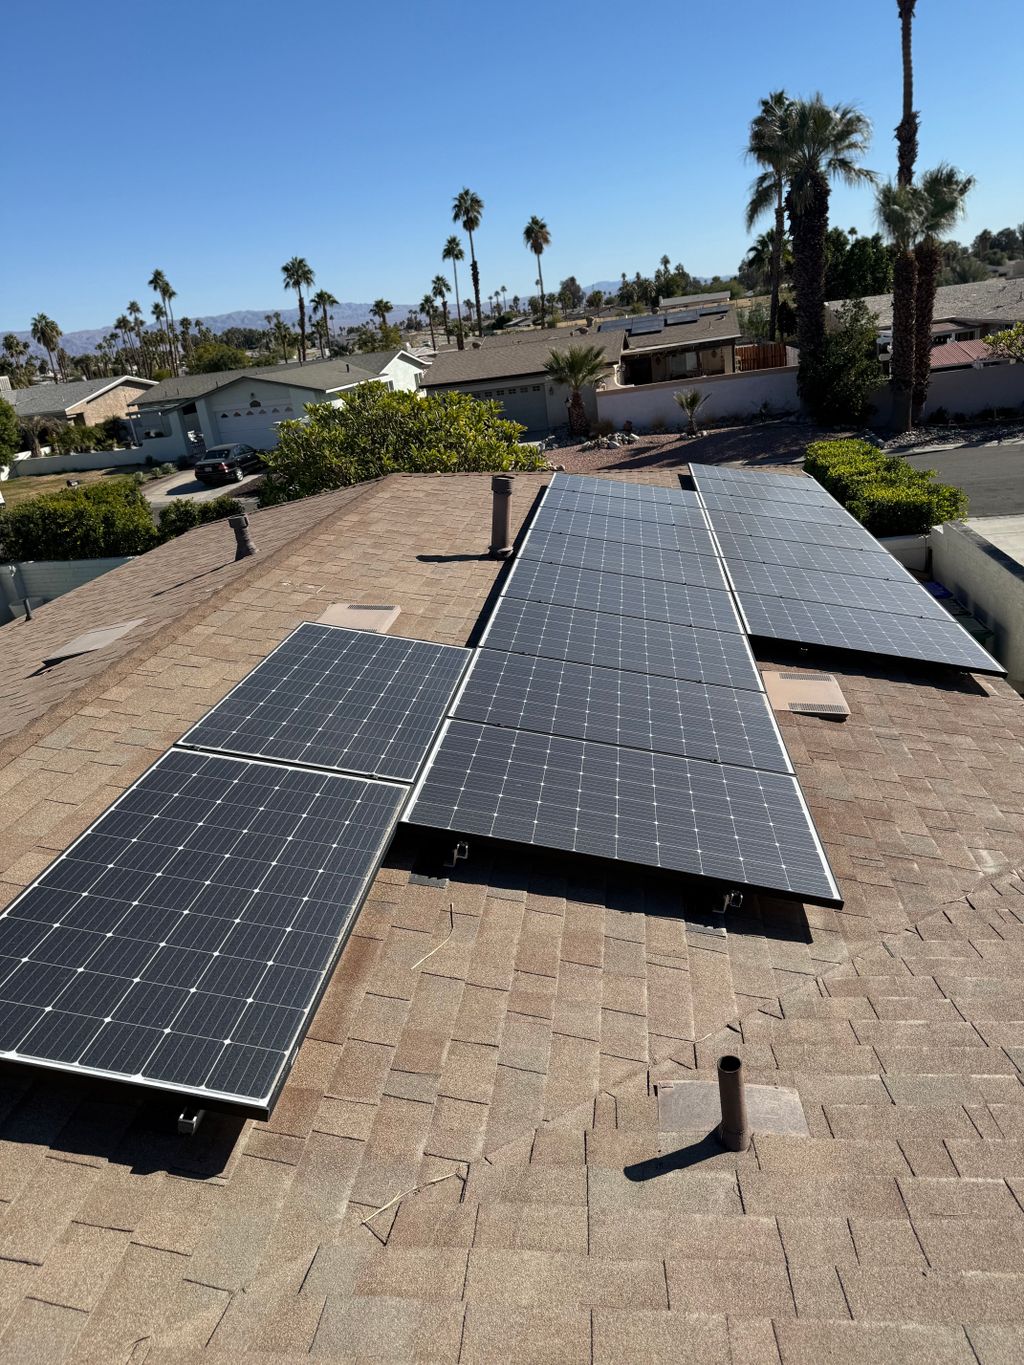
[[597, 317, 634, 332], [723, 559, 950, 619], [179, 624, 469, 782], [502, 558, 743, 631], [735, 593, 1004, 673], [540, 488, 703, 526], [407, 721, 840, 905], [711, 531, 914, 582], [520, 529, 728, 589], [454, 649, 792, 773], [533, 505, 715, 553], [706, 509, 872, 550], [692, 464, 816, 488], [698, 491, 856, 527], [0, 750, 406, 1114], [479, 596, 763, 691], [549, 474, 689, 503], [629, 318, 664, 335], [694, 476, 835, 508]]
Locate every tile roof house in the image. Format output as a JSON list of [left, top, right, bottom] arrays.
[[4, 375, 157, 426], [3, 466, 1024, 1358], [129, 350, 427, 460]]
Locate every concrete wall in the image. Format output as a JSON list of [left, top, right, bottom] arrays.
[[596, 366, 799, 430], [921, 362, 1024, 419], [931, 521, 1024, 687], [0, 557, 131, 624], [10, 449, 147, 476]]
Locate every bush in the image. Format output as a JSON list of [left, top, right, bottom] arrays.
[[0, 397, 18, 468], [0, 477, 159, 560], [805, 438, 968, 536], [158, 494, 243, 540], [799, 298, 883, 423], [49, 422, 105, 456], [259, 384, 545, 506]]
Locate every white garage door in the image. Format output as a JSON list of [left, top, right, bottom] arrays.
[[474, 382, 548, 435], [213, 396, 297, 449]]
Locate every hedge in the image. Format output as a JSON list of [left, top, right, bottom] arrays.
[[0, 477, 159, 561], [158, 494, 243, 540], [804, 439, 968, 537]]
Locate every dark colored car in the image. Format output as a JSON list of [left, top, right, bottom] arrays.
[[194, 444, 262, 485]]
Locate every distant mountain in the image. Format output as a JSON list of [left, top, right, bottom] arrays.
[[3, 303, 419, 358]]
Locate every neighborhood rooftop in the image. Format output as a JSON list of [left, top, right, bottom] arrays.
[[3, 467, 1024, 1357], [5, 375, 156, 418], [422, 330, 625, 388], [830, 275, 1024, 330]]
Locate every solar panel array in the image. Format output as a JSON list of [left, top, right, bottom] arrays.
[[408, 473, 840, 906], [690, 464, 1003, 675], [0, 627, 469, 1114]]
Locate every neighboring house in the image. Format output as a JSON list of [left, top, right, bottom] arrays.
[[656, 289, 732, 311], [598, 305, 741, 387], [5, 374, 157, 427], [928, 339, 998, 371], [830, 276, 1024, 347], [421, 330, 624, 434], [128, 350, 426, 458]]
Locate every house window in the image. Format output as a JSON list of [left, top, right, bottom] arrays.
[[532, 385, 541, 392]]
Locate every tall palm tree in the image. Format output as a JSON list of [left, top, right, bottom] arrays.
[[523, 216, 551, 327], [442, 237, 465, 350], [372, 299, 393, 331], [281, 257, 315, 362], [543, 344, 607, 435], [419, 293, 438, 349], [745, 90, 794, 341], [743, 229, 792, 293], [912, 164, 974, 417], [896, 2, 919, 188], [148, 270, 180, 374], [178, 317, 193, 366], [127, 300, 148, 376], [30, 314, 63, 381], [452, 188, 484, 337], [876, 181, 926, 433], [310, 289, 339, 356], [778, 96, 875, 397], [432, 274, 452, 343], [500, 285, 508, 315], [150, 302, 170, 372], [114, 314, 136, 372]]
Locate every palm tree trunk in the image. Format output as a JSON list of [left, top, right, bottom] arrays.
[[770, 179, 785, 341], [426, 311, 436, 350], [536, 256, 546, 328], [468, 231, 483, 336], [451, 267, 464, 350], [568, 389, 589, 436], [911, 235, 940, 420], [298, 293, 307, 362], [787, 173, 829, 400], [164, 295, 180, 374], [890, 249, 917, 433], [441, 300, 451, 343], [896, 2, 918, 188]]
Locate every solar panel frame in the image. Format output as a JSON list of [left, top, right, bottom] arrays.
[[0, 749, 408, 1116], [178, 624, 470, 782]]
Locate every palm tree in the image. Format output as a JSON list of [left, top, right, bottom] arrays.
[[281, 257, 315, 362], [127, 301, 148, 376], [452, 188, 485, 336], [20, 414, 56, 457], [523, 216, 551, 327], [30, 314, 63, 381], [675, 389, 710, 436], [543, 344, 607, 436], [310, 289, 339, 356], [372, 299, 392, 332], [896, 2, 919, 188], [114, 314, 136, 372], [417, 294, 437, 349], [442, 237, 465, 350], [148, 270, 180, 374], [778, 96, 875, 396], [500, 285, 508, 315], [876, 181, 926, 433], [745, 90, 794, 341], [432, 274, 452, 343], [178, 317, 193, 367], [150, 302, 170, 372], [743, 230, 792, 293], [912, 164, 974, 418]]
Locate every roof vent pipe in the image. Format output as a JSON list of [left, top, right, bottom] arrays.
[[229, 514, 257, 560], [716, 1055, 751, 1151], [489, 475, 514, 559]]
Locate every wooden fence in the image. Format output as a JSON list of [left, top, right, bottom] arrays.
[[736, 342, 788, 372]]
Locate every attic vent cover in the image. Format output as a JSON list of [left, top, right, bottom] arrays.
[[42, 618, 147, 668], [316, 603, 400, 632], [762, 669, 850, 719]]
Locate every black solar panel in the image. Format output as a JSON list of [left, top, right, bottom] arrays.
[[502, 558, 743, 631], [692, 465, 817, 491], [712, 531, 914, 582], [179, 624, 469, 782], [698, 491, 856, 527], [629, 318, 665, 335], [454, 649, 791, 773], [550, 474, 689, 503], [706, 509, 871, 550], [696, 477, 835, 508], [542, 489, 701, 524], [723, 559, 949, 619], [520, 529, 728, 589], [480, 596, 763, 691], [407, 722, 840, 905], [735, 593, 1004, 673], [0, 750, 405, 1114], [533, 505, 715, 553]]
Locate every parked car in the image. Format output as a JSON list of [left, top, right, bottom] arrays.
[[193, 444, 263, 485]]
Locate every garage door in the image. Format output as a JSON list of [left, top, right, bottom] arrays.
[[213, 397, 296, 449], [475, 382, 548, 435]]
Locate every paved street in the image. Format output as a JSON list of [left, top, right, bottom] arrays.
[[903, 440, 1024, 517], [143, 470, 262, 507]]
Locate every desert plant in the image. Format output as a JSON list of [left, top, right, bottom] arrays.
[[542, 344, 608, 435], [674, 388, 709, 435]]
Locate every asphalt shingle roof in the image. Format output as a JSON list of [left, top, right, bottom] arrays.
[[134, 355, 389, 409], [422, 331, 623, 388], [833, 277, 1024, 330], [623, 309, 741, 352], [7, 376, 153, 418]]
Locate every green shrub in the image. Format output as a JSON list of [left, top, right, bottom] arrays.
[[158, 494, 243, 540], [0, 477, 159, 560], [804, 438, 968, 536], [799, 298, 883, 423], [259, 384, 545, 506]]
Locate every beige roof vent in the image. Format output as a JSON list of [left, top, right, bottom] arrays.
[[42, 618, 147, 668], [762, 670, 850, 719], [316, 603, 400, 632]]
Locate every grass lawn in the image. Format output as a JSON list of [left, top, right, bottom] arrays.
[[0, 465, 146, 508]]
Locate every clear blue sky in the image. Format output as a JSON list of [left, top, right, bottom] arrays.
[[3, 0, 1021, 333]]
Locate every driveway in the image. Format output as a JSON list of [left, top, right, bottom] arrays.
[[902, 441, 1024, 518], [143, 471, 262, 507]]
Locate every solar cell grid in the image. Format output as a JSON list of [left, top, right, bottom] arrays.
[[454, 649, 791, 773], [723, 558, 949, 619], [480, 596, 763, 691], [0, 750, 406, 1112], [532, 505, 716, 554], [502, 557, 743, 631], [540, 488, 703, 526], [408, 722, 840, 905], [520, 529, 728, 589], [706, 508, 873, 550], [549, 474, 689, 503], [698, 491, 857, 527], [711, 531, 914, 581], [179, 624, 468, 781]]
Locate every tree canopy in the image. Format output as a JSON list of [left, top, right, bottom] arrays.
[[187, 340, 250, 373]]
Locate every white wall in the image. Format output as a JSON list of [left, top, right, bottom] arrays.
[[930, 521, 1024, 686], [0, 557, 131, 624], [382, 355, 426, 392], [10, 449, 147, 476], [921, 363, 1024, 419], [596, 367, 799, 430]]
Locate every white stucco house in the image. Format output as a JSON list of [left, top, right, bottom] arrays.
[[127, 350, 426, 460]]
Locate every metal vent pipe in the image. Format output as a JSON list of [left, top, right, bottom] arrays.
[[229, 515, 257, 560], [716, 1054, 751, 1151], [489, 475, 514, 559]]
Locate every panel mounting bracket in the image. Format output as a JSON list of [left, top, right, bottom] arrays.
[[443, 841, 470, 870], [177, 1107, 206, 1136]]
